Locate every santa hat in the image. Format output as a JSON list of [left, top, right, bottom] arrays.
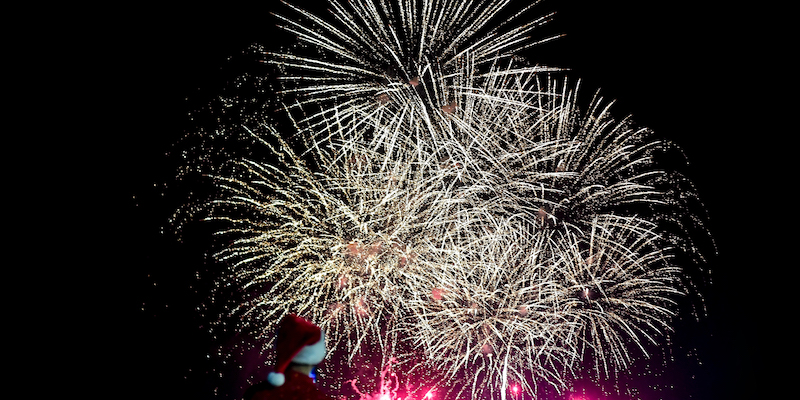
[[267, 314, 326, 387]]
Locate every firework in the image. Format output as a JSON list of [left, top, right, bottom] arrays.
[[174, 1, 708, 399], [201, 124, 416, 353], [396, 74, 700, 398], [267, 0, 561, 163], [547, 215, 683, 377], [403, 220, 577, 399], [195, 78, 698, 398]]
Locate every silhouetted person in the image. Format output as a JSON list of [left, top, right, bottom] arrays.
[[243, 314, 334, 400]]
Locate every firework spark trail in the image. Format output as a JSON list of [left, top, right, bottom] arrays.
[[548, 216, 684, 378], [403, 221, 577, 399], [271, 0, 555, 90], [402, 215, 685, 398], [176, 1, 710, 399], [267, 0, 561, 164], [201, 122, 480, 360], [400, 73, 698, 397]]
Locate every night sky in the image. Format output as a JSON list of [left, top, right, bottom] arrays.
[[87, 1, 781, 399]]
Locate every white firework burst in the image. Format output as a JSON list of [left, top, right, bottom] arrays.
[[546, 215, 683, 378], [403, 220, 579, 399], [267, 0, 560, 162], [201, 122, 475, 359], [174, 1, 709, 399]]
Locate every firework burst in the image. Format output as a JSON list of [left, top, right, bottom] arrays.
[[547, 215, 683, 378], [200, 123, 454, 356], [268, 0, 561, 162], [394, 74, 701, 397], [173, 1, 710, 399], [403, 221, 577, 398]]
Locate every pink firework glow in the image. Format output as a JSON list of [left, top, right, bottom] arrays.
[[346, 357, 437, 400]]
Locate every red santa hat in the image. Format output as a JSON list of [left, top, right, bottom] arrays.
[[267, 314, 326, 387]]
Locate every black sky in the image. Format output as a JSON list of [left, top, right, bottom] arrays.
[[92, 1, 782, 399]]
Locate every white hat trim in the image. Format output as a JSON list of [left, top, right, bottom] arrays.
[[292, 331, 326, 365], [267, 371, 285, 386]]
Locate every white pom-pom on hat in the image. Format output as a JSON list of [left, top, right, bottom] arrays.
[[267, 371, 285, 387]]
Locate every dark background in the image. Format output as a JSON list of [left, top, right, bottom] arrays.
[[80, 0, 782, 399]]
